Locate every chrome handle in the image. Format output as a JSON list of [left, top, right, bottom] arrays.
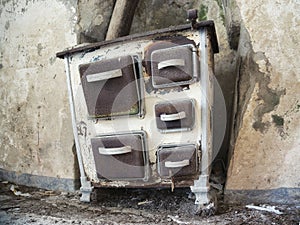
[[98, 146, 131, 155], [160, 111, 186, 121], [86, 69, 122, 82], [158, 59, 185, 70], [165, 159, 190, 168]]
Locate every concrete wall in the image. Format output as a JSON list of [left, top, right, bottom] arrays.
[[225, 0, 300, 203], [0, 0, 78, 190]]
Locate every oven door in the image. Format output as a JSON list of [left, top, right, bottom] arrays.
[[79, 55, 143, 118], [150, 44, 199, 88], [155, 98, 195, 133], [157, 144, 198, 178], [91, 131, 149, 181]]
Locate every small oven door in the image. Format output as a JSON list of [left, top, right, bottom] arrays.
[[155, 98, 195, 133], [157, 144, 198, 178], [79, 55, 143, 118], [150, 44, 199, 88], [91, 131, 149, 181]]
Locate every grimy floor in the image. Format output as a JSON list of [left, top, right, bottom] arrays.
[[0, 181, 299, 225]]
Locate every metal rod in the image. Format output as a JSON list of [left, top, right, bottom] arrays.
[[200, 28, 211, 176], [64, 56, 86, 180]]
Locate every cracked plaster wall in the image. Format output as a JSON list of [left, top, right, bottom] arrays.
[[226, 0, 300, 191]]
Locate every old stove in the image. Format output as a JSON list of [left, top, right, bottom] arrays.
[[57, 15, 219, 213]]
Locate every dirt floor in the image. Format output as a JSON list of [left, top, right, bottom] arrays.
[[0, 181, 299, 225]]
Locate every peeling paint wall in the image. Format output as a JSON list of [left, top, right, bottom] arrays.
[[226, 0, 300, 193], [0, 0, 78, 190]]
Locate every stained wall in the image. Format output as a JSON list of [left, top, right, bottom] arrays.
[[0, 0, 78, 190]]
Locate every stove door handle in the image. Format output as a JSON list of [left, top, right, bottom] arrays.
[[86, 69, 122, 82], [98, 146, 131, 155], [165, 159, 190, 168], [158, 59, 185, 70], [160, 111, 186, 121]]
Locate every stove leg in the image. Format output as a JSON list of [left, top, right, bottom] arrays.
[[80, 177, 94, 202], [190, 175, 217, 216]]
